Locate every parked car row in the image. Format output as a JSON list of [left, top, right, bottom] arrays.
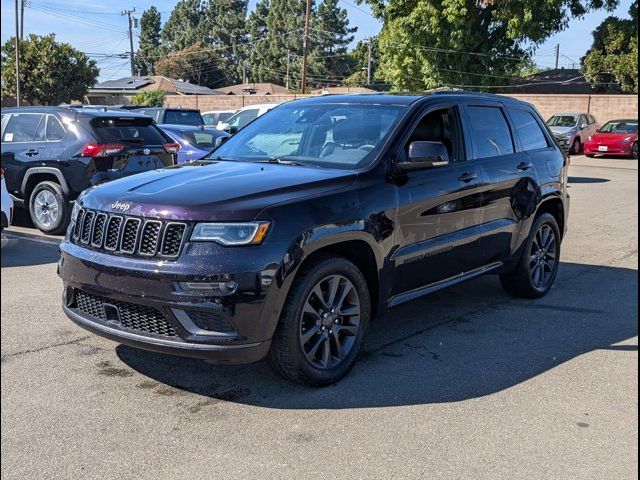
[[546, 112, 638, 159]]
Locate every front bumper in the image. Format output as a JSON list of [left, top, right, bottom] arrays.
[[584, 143, 634, 156], [58, 239, 290, 363]]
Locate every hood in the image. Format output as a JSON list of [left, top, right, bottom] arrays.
[[80, 161, 356, 222], [549, 126, 577, 135], [591, 131, 636, 140]]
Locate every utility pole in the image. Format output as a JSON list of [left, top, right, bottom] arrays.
[[15, 0, 20, 106], [19, 0, 24, 39], [367, 37, 372, 85], [121, 7, 136, 77], [242, 61, 248, 84], [555, 44, 560, 70], [300, 0, 312, 94], [286, 51, 291, 90]]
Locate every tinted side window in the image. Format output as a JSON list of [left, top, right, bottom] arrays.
[[3, 114, 44, 143], [466, 106, 514, 159], [164, 110, 202, 125], [588, 115, 597, 125], [46, 115, 66, 141], [509, 109, 548, 151]]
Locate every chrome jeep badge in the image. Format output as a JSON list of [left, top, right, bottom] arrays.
[[143, 148, 151, 155], [110, 201, 132, 212]]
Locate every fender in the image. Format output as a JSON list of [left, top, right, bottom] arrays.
[[21, 167, 71, 196], [255, 221, 390, 341]]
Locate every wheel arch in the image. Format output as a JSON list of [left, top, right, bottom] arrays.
[[21, 168, 70, 200], [535, 196, 565, 239]]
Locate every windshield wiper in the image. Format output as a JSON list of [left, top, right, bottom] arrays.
[[256, 157, 306, 167]]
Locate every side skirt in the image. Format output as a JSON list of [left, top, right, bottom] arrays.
[[387, 262, 503, 308]]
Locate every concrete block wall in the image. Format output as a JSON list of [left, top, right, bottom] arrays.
[[163, 93, 638, 124]]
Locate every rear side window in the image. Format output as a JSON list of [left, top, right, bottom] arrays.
[[3, 113, 44, 142], [509, 109, 549, 151], [91, 117, 168, 145], [466, 106, 514, 159], [164, 110, 203, 125], [46, 115, 66, 141]]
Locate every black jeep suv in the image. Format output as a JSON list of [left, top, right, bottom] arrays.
[[1, 107, 178, 234], [58, 94, 570, 386]]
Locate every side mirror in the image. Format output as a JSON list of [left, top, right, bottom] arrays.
[[228, 126, 239, 135], [214, 136, 229, 148], [397, 141, 450, 172]]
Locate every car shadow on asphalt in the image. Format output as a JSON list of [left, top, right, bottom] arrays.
[[568, 177, 610, 184], [1, 231, 61, 268], [116, 261, 638, 409]]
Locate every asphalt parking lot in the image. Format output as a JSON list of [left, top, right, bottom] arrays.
[[1, 155, 637, 480]]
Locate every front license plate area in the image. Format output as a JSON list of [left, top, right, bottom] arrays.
[[598, 146, 609, 152]]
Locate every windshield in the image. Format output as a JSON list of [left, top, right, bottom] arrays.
[[164, 110, 203, 125], [547, 115, 578, 127], [172, 129, 224, 150], [599, 120, 638, 134], [209, 103, 407, 169]]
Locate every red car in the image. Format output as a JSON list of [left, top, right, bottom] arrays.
[[584, 119, 638, 159]]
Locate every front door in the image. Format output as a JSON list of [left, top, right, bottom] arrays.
[[390, 106, 490, 298]]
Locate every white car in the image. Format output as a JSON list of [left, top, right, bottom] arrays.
[[1, 167, 13, 231], [217, 103, 281, 134], [202, 109, 236, 127]]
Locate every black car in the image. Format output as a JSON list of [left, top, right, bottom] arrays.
[[0, 107, 179, 234], [58, 93, 570, 386], [133, 107, 204, 126]]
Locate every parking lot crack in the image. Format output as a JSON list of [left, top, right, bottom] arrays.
[[1, 335, 91, 361]]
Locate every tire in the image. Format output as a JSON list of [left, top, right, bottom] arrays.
[[500, 213, 561, 299], [632, 142, 638, 160], [570, 138, 581, 155], [268, 254, 371, 386], [29, 181, 71, 235], [586, 154, 595, 158]]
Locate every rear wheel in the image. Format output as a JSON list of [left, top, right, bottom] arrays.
[[268, 255, 371, 386], [500, 213, 561, 299], [29, 181, 71, 235]]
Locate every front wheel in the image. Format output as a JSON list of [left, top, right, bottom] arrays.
[[632, 142, 638, 160], [268, 255, 371, 386], [500, 213, 561, 299], [29, 181, 71, 235]]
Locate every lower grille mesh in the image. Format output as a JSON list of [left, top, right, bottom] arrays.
[[74, 290, 179, 338]]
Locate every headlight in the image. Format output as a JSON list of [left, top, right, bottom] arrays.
[[622, 136, 634, 143], [191, 222, 270, 246], [71, 201, 81, 221]]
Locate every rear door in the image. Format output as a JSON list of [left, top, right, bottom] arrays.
[[462, 102, 543, 263], [0, 113, 47, 195]]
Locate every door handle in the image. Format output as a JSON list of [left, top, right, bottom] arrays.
[[517, 162, 534, 171], [25, 149, 39, 157], [458, 172, 478, 183]]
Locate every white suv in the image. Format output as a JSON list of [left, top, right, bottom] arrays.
[[217, 103, 281, 134]]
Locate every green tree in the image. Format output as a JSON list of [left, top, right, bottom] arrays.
[[582, 1, 638, 93], [203, 0, 248, 83], [161, 0, 205, 52], [248, 0, 308, 87], [131, 90, 166, 107], [155, 43, 228, 88], [362, 0, 620, 91], [1, 34, 98, 105], [135, 6, 162, 75], [311, 0, 357, 85], [341, 37, 380, 87]]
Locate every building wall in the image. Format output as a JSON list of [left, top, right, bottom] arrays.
[[504, 94, 638, 123], [164, 93, 639, 123]]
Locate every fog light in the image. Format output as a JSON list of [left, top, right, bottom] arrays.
[[177, 281, 238, 295]]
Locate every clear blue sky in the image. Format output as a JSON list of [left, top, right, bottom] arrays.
[[0, 0, 634, 81]]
